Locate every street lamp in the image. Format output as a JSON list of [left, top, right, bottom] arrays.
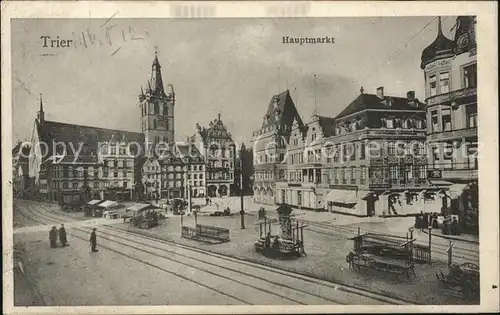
[[428, 224, 432, 264], [240, 143, 246, 229]]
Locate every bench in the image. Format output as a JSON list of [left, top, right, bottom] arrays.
[[182, 224, 230, 244], [347, 252, 416, 280]]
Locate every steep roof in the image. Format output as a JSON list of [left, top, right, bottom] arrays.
[[262, 90, 304, 129], [37, 120, 144, 158], [196, 113, 233, 143], [175, 143, 205, 163], [317, 116, 336, 137], [420, 17, 455, 69], [335, 93, 425, 119]]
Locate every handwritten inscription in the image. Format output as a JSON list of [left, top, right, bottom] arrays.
[[41, 36, 73, 48]]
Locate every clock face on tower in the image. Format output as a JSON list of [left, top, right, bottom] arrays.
[[157, 116, 169, 129]]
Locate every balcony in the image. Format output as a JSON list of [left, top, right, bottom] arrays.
[[429, 162, 478, 181], [427, 127, 477, 142], [426, 87, 477, 106], [327, 128, 426, 142]]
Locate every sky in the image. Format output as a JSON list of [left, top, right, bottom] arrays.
[[11, 16, 458, 146]]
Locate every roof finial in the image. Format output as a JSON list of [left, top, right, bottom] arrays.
[[218, 112, 221, 121], [154, 45, 159, 56], [360, 86, 364, 94]]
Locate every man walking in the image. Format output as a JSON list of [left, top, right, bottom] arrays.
[[89, 228, 98, 252], [59, 224, 68, 247], [49, 226, 57, 248]]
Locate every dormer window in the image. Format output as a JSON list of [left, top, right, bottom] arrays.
[[273, 98, 279, 108]]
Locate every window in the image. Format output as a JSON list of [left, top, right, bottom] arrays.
[[350, 167, 356, 184], [404, 165, 413, 181], [388, 142, 396, 155], [463, 63, 477, 88], [386, 118, 394, 129], [297, 191, 302, 206], [360, 166, 367, 184], [439, 72, 450, 94], [389, 165, 399, 182], [443, 142, 453, 168], [467, 142, 478, 169], [360, 142, 366, 160], [442, 108, 452, 131], [72, 182, 78, 190], [153, 119, 157, 129], [63, 182, 69, 189], [416, 165, 427, 180], [94, 182, 99, 189], [466, 104, 477, 128], [163, 103, 168, 116], [311, 133, 316, 142], [341, 168, 348, 184], [431, 110, 439, 133], [432, 146, 440, 167], [429, 75, 437, 96], [114, 170, 118, 178]]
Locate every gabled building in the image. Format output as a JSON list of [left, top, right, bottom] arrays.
[[276, 112, 335, 210], [193, 114, 236, 197], [251, 90, 303, 205], [421, 16, 478, 232]]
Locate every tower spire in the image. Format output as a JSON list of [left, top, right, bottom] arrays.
[[37, 93, 45, 124], [150, 48, 164, 96], [437, 16, 443, 35]]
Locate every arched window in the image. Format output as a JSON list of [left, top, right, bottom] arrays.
[[154, 103, 159, 115]]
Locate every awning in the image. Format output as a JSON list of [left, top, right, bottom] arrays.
[[428, 180, 454, 187], [126, 203, 159, 212], [87, 199, 102, 206], [325, 189, 358, 204], [98, 200, 120, 209], [447, 183, 469, 199]]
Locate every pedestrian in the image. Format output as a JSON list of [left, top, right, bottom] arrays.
[[89, 228, 98, 252], [59, 224, 68, 247], [264, 232, 271, 249], [49, 226, 57, 248]]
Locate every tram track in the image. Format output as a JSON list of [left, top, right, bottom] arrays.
[[18, 200, 418, 305]]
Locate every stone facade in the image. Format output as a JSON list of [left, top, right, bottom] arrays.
[[421, 16, 478, 232]]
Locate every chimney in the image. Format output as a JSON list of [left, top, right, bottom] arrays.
[[407, 91, 415, 101], [376, 86, 384, 99]]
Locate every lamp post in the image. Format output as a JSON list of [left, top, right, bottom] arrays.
[[240, 143, 246, 229], [428, 224, 432, 264]]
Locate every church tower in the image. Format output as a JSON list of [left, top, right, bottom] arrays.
[[139, 50, 175, 154], [37, 93, 45, 125]]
